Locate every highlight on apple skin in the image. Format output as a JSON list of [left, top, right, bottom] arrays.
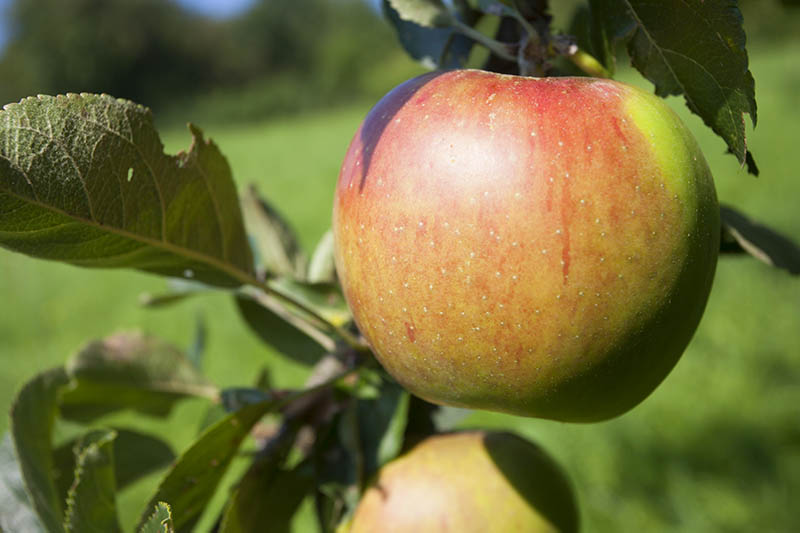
[[333, 69, 719, 422], [347, 431, 579, 533]]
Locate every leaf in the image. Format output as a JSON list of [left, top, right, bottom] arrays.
[[0, 94, 254, 287], [9, 367, 70, 533], [0, 434, 46, 533], [307, 230, 336, 284], [588, 0, 757, 170], [356, 381, 410, 476], [720, 205, 800, 275], [135, 398, 281, 532], [63, 430, 121, 533], [218, 462, 313, 533], [404, 396, 472, 446], [53, 429, 176, 504], [59, 332, 217, 421], [138, 503, 174, 533], [383, 0, 475, 69], [387, 0, 452, 27], [235, 295, 327, 366], [269, 277, 352, 327], [138, 279, 214, 309], [241, 184, 306, 279], [187, 313, 207, 369]]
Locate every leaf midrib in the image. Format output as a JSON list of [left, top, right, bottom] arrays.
[[0, 174, 256, 286]]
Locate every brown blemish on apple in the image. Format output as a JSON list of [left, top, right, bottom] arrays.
[[610, 116, 629, 144], [405, 318, 417, 343]]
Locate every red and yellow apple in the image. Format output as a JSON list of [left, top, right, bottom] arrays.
[[333, 70, 718, 422], [347, 431, 578, 533]]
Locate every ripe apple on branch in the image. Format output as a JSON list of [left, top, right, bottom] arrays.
[[333, 69, 719, 422]]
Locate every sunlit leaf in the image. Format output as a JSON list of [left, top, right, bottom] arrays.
[[138, 502, 174, 533], [387, 0, 452, 27], [383, 0, 475, 69], [0, 94, 255, 287]]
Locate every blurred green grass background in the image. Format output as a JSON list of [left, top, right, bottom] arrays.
[[2, 11, 800, 533]]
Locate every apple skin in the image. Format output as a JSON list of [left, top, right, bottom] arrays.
[[333, 69, 719, 422], [347, 431, 578, 533]]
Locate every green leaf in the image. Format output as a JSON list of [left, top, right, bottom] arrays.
[[187, 313, 207, 369], [138, 279, 214, 309], [138, 503, 174, 533], [269, 278, 351, 328], [218, 462, 313, 533], [387, 0, 452, 27], [307, 230, 336, 284], [0, 94, 255, 287], [588, 0, 757, 170], [241, 184, 306, 279], [356, 381, 410, 476], [383, 0, 475, 69], [0, 434, 46, 533], [720, 205, 800, 275], [63, 430, 121, 533], [135, 398, 281, 532], [59, 332, 217, 421], [53, 429, 176, 505], [9, 367, 70, 533], [404, 396, 472, 446], [235, 296, 327, 366]]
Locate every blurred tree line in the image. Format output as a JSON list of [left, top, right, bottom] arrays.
[[1, 0, 796, 125], [0, 0, 413, 124]]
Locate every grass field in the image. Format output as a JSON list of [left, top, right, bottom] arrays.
[[2, 41, 800, 531]]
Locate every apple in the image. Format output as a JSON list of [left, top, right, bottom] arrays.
[[347, 431, 578, 533], [333, 69, 719, 422]]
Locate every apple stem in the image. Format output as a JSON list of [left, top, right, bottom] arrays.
[[568, 48, 612, 78]]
